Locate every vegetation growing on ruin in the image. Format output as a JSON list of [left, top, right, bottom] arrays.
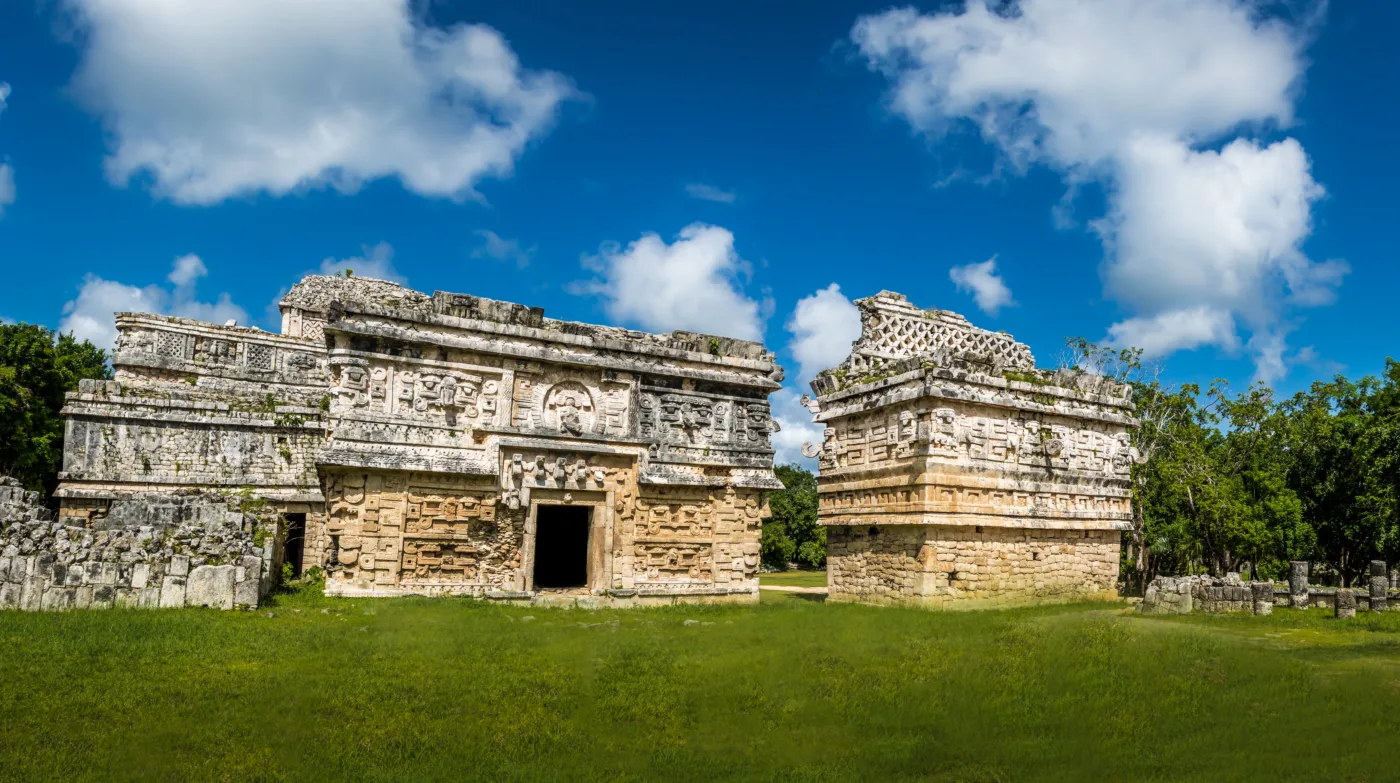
[[1001, 368, 1050, 386], [2, 597, 1398, 781]]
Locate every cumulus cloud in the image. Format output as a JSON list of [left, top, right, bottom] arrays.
[[1104, 306, 1238, 358], [0, 82, 13, 215], [317, 242, 406, 283], [471, 230, 535, 268], [59, 255, 248, 348], [63, 0, 578, 205], [787, 284, 862, 382], [685, 183, 737, 204], [572, 223, 767, 340], [852, 0, 1341, 380], [948, 256, 1014, 316], [769, 388, 822, 469]]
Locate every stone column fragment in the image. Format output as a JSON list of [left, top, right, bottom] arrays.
[[1369, 560, 1388, 612], [1251, 581, 1273, 616], [1289, 561, 1309, 609], [1335, 589, 1356, 620]]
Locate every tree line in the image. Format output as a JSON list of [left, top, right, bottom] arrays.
[[1102, 340, 1400, 589]]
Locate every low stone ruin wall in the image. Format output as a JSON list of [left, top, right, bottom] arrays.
[[1141, 565, 1397, 617], [0, 478, 281, 611], [1141, 575, 1278, 615]]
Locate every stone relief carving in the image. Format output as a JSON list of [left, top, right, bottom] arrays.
[[543, 382, 595, 435], [639, 390, 776, 452], [332, 358, 502, 429]]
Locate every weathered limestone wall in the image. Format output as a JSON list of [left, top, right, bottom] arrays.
[[0, 481, 279, 611], [827, 524, 1119, 608], [808, 291, 1135, 609], [56, 313, 328, 536]]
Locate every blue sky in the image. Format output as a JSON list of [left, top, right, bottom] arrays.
[[0, 0, 1395, 463]]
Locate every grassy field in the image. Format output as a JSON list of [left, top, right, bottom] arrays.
[[758, 569, 828, 589], [4, 589, 1400, 783]]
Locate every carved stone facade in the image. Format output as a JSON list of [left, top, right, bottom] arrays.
[[804, 291, 1135, 608], [56, 275, 783, 605]]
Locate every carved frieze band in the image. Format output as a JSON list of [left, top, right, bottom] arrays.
[[805, 405, 1142, 476], [117, 325, 323, 381], [819, 485, 1131, 517]]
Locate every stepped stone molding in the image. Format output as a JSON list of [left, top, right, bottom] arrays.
[[806, 291, 1137, 608], [56, 275, 784, 605]]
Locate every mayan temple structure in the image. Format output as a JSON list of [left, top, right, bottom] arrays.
[[801, 291, 1137, 608], [52, 275, 783, 606]]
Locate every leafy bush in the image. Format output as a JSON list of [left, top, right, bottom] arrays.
[[0, 323, 110, 494]]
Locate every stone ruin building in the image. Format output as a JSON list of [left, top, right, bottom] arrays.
[[801, 291, 1138, 608], [49, 275, 784, 606]]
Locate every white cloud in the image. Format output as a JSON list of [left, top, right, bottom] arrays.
[[471, 230, 535, 268], [769, 388, 821, 469], [573, 223, 767, 340], [317, 242, 406, 283], [167, 253, 206, 287], [64, 0, 578, 205], [1104, 306, 1237, 358], [59, 255, 248, 348], [685, 183, 737, 204], [786, 284, 862, 382], [0, 164, 13, 215], [948, 256, 1014, 315], [0, 82, 13, 215], [852, 0, 1340, 380]]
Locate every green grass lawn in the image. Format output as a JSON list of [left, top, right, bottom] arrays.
[[4, 590, 1400, 782], [758, 569, 828, 589]]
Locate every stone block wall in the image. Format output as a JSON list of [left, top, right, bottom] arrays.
[[827, 524, 1119, 608], [0, 482, 280, 611]]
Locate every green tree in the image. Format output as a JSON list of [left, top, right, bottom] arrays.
[[0, 324, 111, 495], [1283, 370, 1398, 585], [763, 464, 823, 569]]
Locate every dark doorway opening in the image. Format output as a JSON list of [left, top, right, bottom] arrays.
[[533, 505, 591, 589], [284, 513, 306, 578]]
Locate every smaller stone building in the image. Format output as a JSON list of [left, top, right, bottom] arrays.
[[802, 291, 1136, 608]]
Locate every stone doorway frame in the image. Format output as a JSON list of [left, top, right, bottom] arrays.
[[520, 488, 614, 593]]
